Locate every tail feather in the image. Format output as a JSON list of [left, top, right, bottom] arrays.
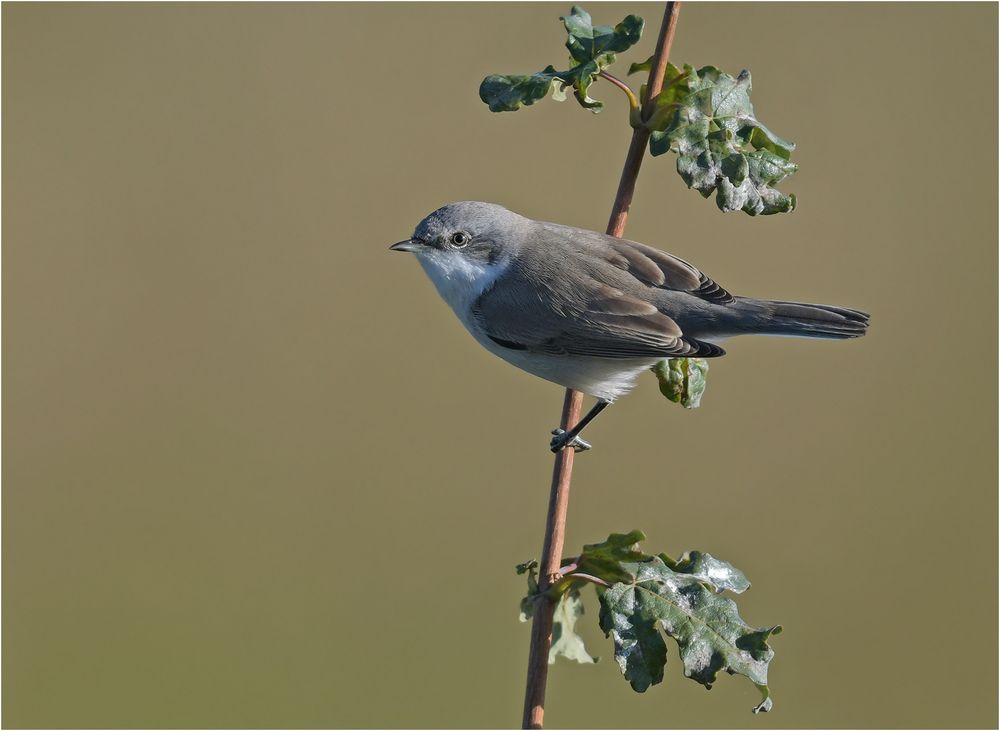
[[736, 297, 870, 340]]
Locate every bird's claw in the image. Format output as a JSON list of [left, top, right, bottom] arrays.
[[550, 428, 592, 453]]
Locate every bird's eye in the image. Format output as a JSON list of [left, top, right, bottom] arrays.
[[449, 232, 469, 248]]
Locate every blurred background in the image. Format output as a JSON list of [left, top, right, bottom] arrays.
[[3, 3, 996, 728]]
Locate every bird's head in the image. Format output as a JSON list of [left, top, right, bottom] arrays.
[[390, 201, 526, 268], [389, 201, 529, 312]]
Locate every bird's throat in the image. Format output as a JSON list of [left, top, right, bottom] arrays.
[[416, 251, 508, 321]]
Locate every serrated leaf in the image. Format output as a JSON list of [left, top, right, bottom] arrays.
[[479, 6, 643, 114], [663, 551, 751, 594], [550, 586, 599, 664], [645, 65, 797, 215], [479, 68, 564, 112], [599, 556, 781, 713], [561, 6, 643, 65], [653, 358, 708, 408], [599, 580, 667, 691], [574, 530, 651, 584]]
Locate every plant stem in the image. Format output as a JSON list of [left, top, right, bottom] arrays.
[[607, 0, 681, 237], [520, 4, 682, 729]]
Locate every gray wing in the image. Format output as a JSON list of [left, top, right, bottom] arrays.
[[472, 225, 727, 359], [599, 234, 735, 305]]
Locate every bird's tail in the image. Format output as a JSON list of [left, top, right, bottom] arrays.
[[732, 297, 870, 340]]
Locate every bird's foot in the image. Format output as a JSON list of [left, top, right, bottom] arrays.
[[550, 429, 592, 453]]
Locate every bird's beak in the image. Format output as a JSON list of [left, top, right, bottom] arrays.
[[389, 239, 421, 253]]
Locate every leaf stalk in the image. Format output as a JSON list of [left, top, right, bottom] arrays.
[[551, 572, 612, 595], [597, 70, 640, 121]]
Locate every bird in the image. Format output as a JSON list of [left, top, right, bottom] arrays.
[[390, 201, 869, 453]]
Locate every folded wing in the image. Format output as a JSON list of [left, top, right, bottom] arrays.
[[601, 236, 735, 305], [472, 262, 724, 359]]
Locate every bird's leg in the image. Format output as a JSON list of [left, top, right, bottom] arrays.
[[550, 399, 611, 453]]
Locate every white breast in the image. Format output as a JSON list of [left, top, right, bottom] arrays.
[[416, 250, 508, 326]]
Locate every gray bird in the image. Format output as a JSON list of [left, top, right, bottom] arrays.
[[391, 201, 869, 452]]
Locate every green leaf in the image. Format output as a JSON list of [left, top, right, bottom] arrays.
[[653, 358, 708, 408], [479, 67, 565, 113], [479, 6, 643, 114], [574, 530, 652, 584], [599, 578, 667, 691], [599, 556, 781, 713], [645, 65, 797, 215], [561, 6, 644, 65], [663, 551, 751, 594], [550, 586, 599, 664]]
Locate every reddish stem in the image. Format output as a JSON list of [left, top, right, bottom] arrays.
[[520, 4, 682, 729], [598, 70, 639, 111]]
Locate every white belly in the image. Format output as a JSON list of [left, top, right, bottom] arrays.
[[473, 333, 657, 402]]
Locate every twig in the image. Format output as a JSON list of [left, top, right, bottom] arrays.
[[607, 1, 681, 237], [520, 4, 682, 729]]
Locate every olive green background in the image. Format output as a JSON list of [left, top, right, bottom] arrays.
[[3, 3, 997, 728]]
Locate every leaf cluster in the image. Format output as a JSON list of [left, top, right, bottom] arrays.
[[480, 6, 798, 216], [519, 531, 781, 714], [479, 6, 643, 113], [631, 62, 798, 215]]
